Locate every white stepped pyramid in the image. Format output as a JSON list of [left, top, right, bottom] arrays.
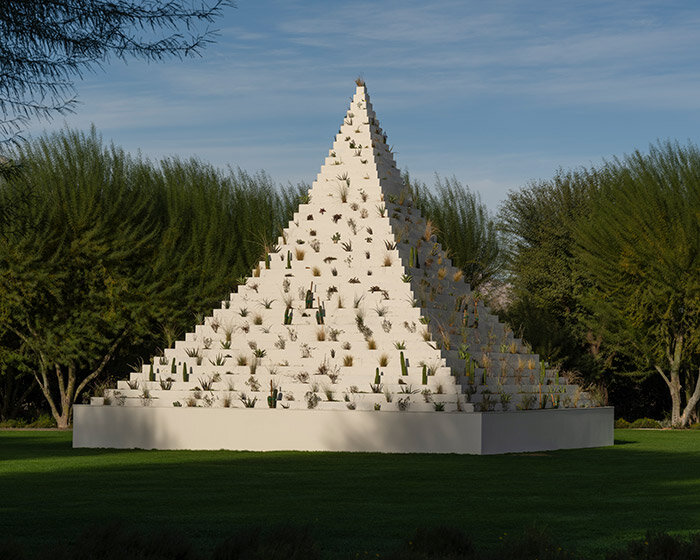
[[74, 83, 612, 454]]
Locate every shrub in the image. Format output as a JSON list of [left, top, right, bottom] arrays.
[[615, 418, 632, 429], [605, 530, 700, 560], [493, 526, 580, 560], [47, 522, 198, 560], [0, 540, 25, 560], [386, 525, 476, 559], [630, 417, 661, 429], [212, 524, 320, 560]]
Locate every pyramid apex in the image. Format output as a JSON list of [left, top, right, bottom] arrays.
[[354, 76, 366, 90]]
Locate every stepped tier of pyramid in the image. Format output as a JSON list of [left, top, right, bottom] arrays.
[[74, 83, 612, 454]]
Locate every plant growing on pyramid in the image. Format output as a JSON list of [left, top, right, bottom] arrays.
[[378, 353, 389, 367], [421, 364, 428, 385], [305, 392, 320, 409], [245, 376, 261, 392], [286, 250, 292, 269], [267, 381, 280, 408], [199, 376, 214, 391], [182, 362, 188, 382], [208, 354, 227, 367], [400, 352, 408, 376], [239, 393, 257, 408], [159, 377, 173, 390], [315, 305, 325, 325], [304, 284, 314, 308]]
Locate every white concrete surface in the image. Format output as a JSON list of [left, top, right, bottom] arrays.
[[73, 405, 613, 454]]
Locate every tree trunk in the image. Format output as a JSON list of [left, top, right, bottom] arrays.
[[655, 334, 699, 428], [25, 333, 124, 429]]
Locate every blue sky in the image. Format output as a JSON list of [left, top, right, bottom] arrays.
[[27, 0, 700, 211]]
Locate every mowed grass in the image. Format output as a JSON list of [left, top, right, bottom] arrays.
[[0, 429, 698, 558]]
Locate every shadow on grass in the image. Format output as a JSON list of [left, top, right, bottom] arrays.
[[613, 438, 637, 445]]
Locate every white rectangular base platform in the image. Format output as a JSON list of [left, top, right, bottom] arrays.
[[73, 405, 613, 454]]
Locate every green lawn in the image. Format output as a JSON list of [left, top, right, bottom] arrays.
[[0, 429, 698, 558]]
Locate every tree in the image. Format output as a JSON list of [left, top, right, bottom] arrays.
[[408, 174, 502, 291], [0, 128, 300, 427], [0, 0, 231, 143], [574, 142, 700, 427], [497, 169, 608, 395]]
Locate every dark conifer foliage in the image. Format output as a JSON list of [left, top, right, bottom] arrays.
[[0, 0, 231, 142]]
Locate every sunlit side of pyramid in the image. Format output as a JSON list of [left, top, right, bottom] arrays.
[[76, 83, 611, 454]]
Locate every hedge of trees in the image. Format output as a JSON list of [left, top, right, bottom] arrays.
[[499, 142, 699, 427], [0, 128, 303, 427], [0, 130, 697, 427]]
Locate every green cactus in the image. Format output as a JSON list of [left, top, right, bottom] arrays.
[[540, 361, 546, 384], [400, 351, 407, 376], [284, 307, 293, 325], [409, 246, 415, 268], [374, 368, 381, 385], [171, 357, 176, 375], [265, 254, 271, 269], [267, 381, 279, 408], [286, 250, 292, 269], [421, 364, 428, 385], [182, 361, 188, 382], [305, 283, 314, 308], [149, 362, 155, 382]]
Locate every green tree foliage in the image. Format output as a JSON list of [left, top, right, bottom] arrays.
[[498, 169, 606, 391], [0, 128, 301, 426], [574, 142, 700, 427], [408, 174, 501, 290], [500, 143, 699, 425]]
